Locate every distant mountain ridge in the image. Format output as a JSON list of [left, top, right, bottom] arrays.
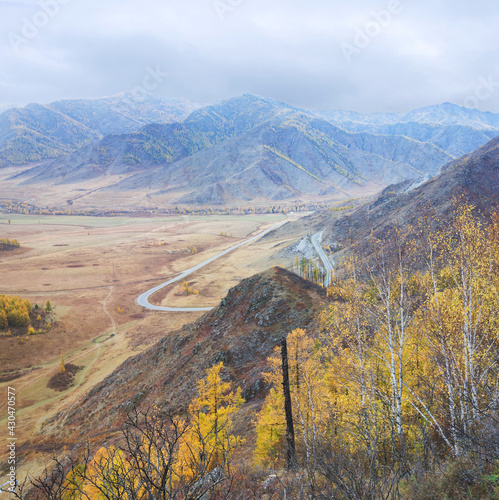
[[3, 95, 499, 206], [0, 93, 202, 166], [321, 102, 499, 129], [0, 103, 17, 114], [13, 95, 455, 205], [320, 102, 499, 157]]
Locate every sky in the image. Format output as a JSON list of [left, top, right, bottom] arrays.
[[1, 0, 499, 113]]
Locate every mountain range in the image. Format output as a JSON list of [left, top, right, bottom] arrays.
[[2, 95, 499, 206], [320, 102, 499, 158], [0, 93, 202, 167]]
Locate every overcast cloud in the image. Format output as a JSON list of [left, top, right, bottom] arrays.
[[0, 0, 498, 113]]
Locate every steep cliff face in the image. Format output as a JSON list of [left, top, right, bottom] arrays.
[[36, 267, 327, 448]]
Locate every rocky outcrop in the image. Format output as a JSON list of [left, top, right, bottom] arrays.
[[36, 267, 327, 447]]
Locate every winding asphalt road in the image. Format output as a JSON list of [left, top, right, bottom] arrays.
[[311, 231, 334, 288], [137, 221, 288, 312]]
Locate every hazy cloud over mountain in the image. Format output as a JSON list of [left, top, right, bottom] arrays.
[[1, 0, 498, 113]]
